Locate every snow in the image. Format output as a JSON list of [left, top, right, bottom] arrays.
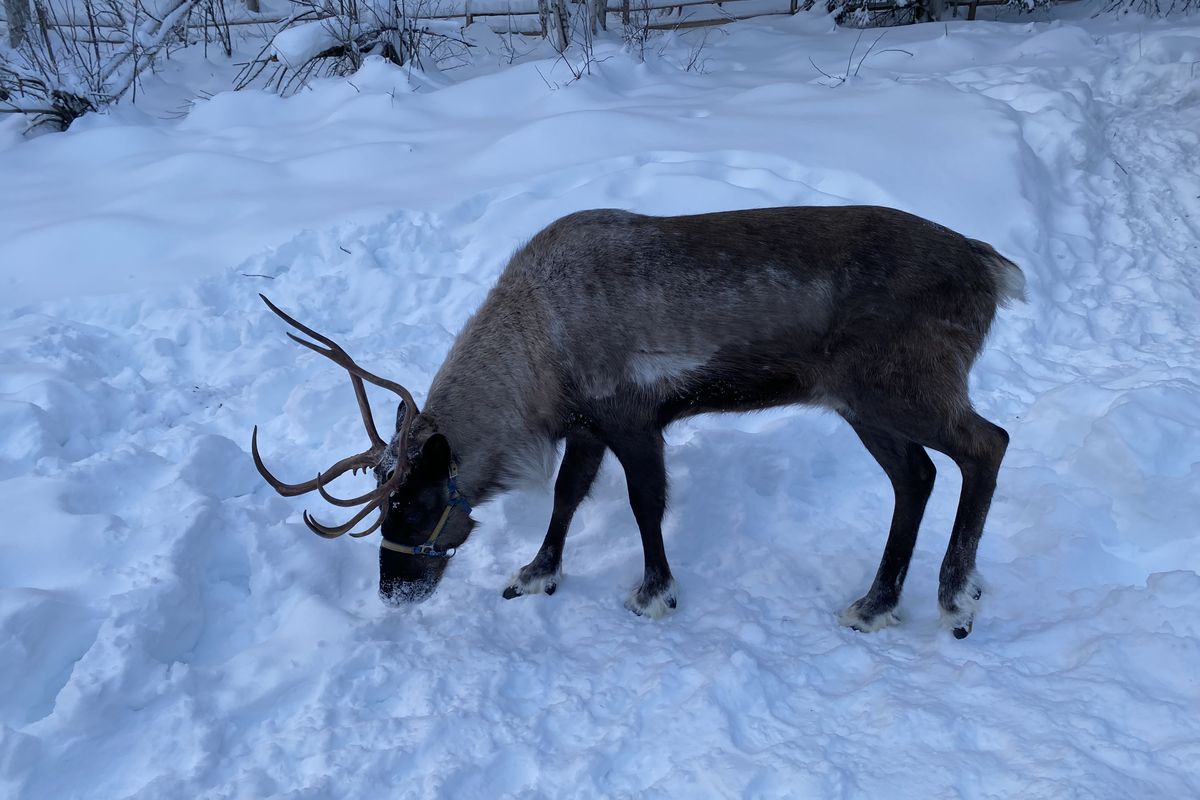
[[2, 8, 1200, 799], [271, 20, 348, 68]]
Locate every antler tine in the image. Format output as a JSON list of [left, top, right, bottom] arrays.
[[347, 518, 384, 538], [316, 466, 408, 514], [251, 426, 377, 497], [302, 497, 386, 539], [259, 294, 420, 418], [317, 473, 384, 507], [259, 292, 344, 353], [350, 374, 386, 450], [389, 406, 416, 487]]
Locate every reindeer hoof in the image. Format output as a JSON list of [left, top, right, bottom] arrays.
[[838, 597, 901, 633], [625, 577, 678, 619], [503, 567, 561, 600], [940, 572, 983, 639], [502, 581, 557, 600]]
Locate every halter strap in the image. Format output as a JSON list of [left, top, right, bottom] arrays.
[[379, 464, 471, 558]]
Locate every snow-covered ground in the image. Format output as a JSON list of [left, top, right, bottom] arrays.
[[2, 8, 1199, 798]]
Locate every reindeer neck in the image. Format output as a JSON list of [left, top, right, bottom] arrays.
[[421, 278, 560, 506]]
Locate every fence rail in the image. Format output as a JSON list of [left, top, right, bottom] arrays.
[[24, 0, 1024, 38]]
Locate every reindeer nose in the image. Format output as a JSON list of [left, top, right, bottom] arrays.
[[378, 576, 437, 606], [379, 546, 444, 606]]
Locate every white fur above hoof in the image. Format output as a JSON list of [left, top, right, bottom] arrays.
[[625, 577, 678, 619], [502, 568, 561, 600], [940, 571, 984, 639], [839, 598, 901, 633]]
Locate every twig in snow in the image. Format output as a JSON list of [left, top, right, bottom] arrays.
[[808, 56, 844, 87]]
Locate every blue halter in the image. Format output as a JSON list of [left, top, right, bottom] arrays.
[[379, 464, 472, 558]]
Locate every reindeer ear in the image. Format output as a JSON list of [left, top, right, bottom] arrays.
[[417, 433, 452, 478]]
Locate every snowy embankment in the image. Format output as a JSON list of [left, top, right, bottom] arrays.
[[2, 11, 1199, 799]]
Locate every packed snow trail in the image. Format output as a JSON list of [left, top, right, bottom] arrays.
[[2, 13, 1199, 800]]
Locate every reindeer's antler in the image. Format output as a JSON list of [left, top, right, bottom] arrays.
[[251, 294, 419, 538]]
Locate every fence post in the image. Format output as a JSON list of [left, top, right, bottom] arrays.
[[552, 0, 569, 50]]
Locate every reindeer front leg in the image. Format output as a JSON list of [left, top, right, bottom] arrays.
[[605, 426, 677, 618], [503, 431, 605, 599]]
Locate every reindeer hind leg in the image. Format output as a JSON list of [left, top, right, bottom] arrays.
[[839, 419, 936, 633]]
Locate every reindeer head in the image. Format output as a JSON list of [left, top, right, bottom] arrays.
[[251, 295, 476, 605]]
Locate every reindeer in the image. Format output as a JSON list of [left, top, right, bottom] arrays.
[[252, 205, 1025, 638]]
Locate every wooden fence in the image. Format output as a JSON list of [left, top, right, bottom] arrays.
[[388, 0, 1011, 36], [22, 0, 1022, 51]]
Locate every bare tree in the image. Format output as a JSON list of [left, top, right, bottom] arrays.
[[234, 0, 472, 96], [1, 0, 202, 130], [1105, 0, 1196, 13], [5, 0, 31, 47]]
